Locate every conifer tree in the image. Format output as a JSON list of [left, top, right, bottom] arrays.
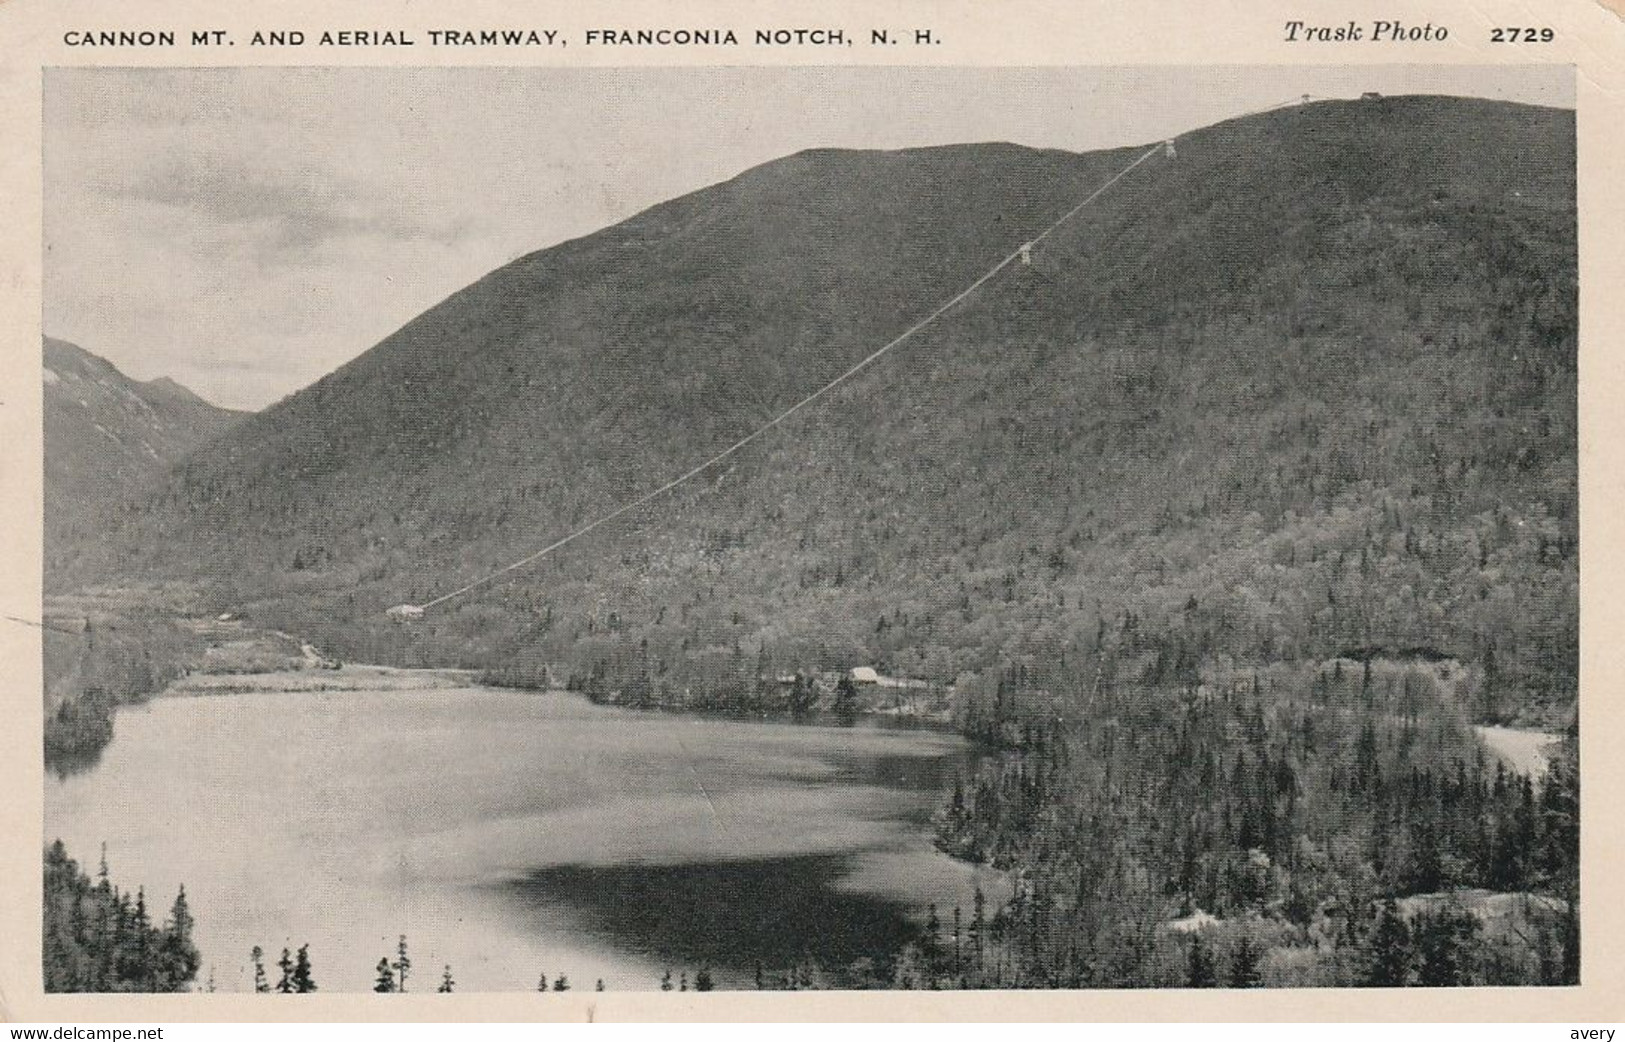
[[1228, 934, 1263, 988], [392, 935, 411, 993], [374, 958, 397, 993], [1415, 906, 1479, 987], [291, 943, 316, 993], [833, 675, 859, 725], [438, 965, 455, 993], [1186, 932, 1217, 988], [251, 946, 269, 994], [276, 948, 294, 994], [1366, 899, 1412, 987]]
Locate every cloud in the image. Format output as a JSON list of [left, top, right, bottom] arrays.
[[43, 65, 1574, 410], [101, 150, 473, 266]]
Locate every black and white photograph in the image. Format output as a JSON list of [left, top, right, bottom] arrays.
[[36, 64, 1579, 997]]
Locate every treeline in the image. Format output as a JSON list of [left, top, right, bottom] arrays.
[[484, 650, 877, 724], [246, 943, 317, 993], [920, 652, 1579, 988], [43, 841, 200, 992], [151, 119, 1576, 737], [43, 612, 195, 775]]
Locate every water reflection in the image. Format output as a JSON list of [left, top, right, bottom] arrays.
[[46, 686, 987, 991], [503, 854, 924, 986]]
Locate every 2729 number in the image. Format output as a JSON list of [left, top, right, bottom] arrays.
[[1491, 27, 1555, 42]]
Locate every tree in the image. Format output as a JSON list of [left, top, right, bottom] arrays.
[[167, 886, 194, 946], [833, 675, 859, 725], [1186, 932, 1217, 988], [251, 946, 269, 994], [552, 974, 570, 991], [159, 886, 200, 986], [276, 948, 295, 994], [132, 887, 151, 968], [537, 971, 548, 992], [1415, 906, 1480, 987], [392, 935, 411, 993], [695, 966, 715, 992], [438, 965, 455, 993], [374, 958, 397, 993], [291, 943, 316, 993], [1228, 933, 1264, 988], [595, 979, 605, 992], [972, 888, 987, 970], [1366, 900, 1412, 987], [41, 842, 198, 994], [660, 969, 673, 991], [787, 675, 818, 717]]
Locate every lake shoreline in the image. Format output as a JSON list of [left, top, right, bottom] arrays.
[[155, 659, 971, 738], [50, 682, 989, 991]]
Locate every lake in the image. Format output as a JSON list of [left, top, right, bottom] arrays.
[[44, 684, 999, 992]]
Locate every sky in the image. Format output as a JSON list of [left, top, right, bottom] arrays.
[[44, 64, 1573, 410]]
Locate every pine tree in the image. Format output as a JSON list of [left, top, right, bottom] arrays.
[[159, 886, 200, 986], [276, 948, 294, 994], [1186, 932, 1217, 988], [552, 974, 570, 991], [922, 904, 942, 973], [392, 935, 411, 993], [167, 886, 193, 941], [1228, 934, 1263, 988], [1415, 906, 1479, 987], [695, 967, 714, 992], [251, 946, 269, 993], [374, 958, 397, 993], [131, 887, 152, 978], [972, 888, 986, 970], [1366, 899, 1412, 987], [438, 965, 455, 993], [833, 674, 859, 725], [595, 979, 605, 992], [660, 969, 673, 991], [291, 943, 316, 993]]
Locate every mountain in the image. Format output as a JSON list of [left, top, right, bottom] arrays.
[[60, 95, 1577, 724], [44, 337, 245, 567]]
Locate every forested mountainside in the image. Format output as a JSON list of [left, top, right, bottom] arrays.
[[45, 336, 244, 570], [56, 95, 1575, 728], [42, 340, 245, 771]]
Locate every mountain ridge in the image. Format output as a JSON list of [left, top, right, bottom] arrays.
[[52, 94, 1577, 724], [44, 336, 246, 569]]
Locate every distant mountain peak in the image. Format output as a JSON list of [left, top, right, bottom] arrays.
[[141, 374, 237, 413], [44, 336, 246, 569]]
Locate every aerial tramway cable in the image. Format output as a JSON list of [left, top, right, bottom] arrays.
[[397, 141, 1170, 616], [396, 94, 1331, 617]]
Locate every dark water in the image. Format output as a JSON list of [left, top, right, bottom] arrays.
[[506, 854, 927, 985], [46, 686, 1000, 991]]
